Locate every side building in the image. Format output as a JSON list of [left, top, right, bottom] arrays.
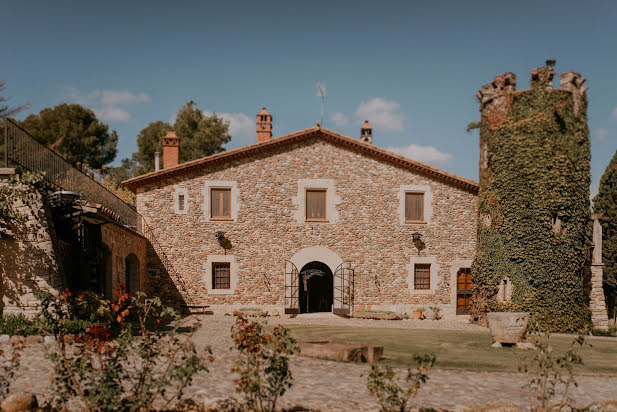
[[123, 111, 478, 318]]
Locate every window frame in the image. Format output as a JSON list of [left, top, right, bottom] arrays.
[[173, 187, 189, 215], [305, 188, 328, 222], [413, 263, 431, 290], [456, 267, 472, 315], [210, 187, 233, 220], [398, 185, 432, 225], [212, 262, 231, 290], [404, 192, 425, 223]]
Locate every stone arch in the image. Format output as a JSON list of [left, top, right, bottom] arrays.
[[288, 246, 344, 277], [125, 253, 141, 295]]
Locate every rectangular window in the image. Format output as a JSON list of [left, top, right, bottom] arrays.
[[414, 263, 430, 290], [178, 194, 185, 211], [212, 262, 230, 289], [405, 193, 424, 222], [211, 188, 231, 219], [306, 189, 326, 220]]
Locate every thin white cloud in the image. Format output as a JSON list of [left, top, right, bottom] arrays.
[[204, 110, 255, 146], [596, 128, 609, 141], [386, 143, 452, 165], [330, 112, 348, 127], [355, 98, 404, 132], [61, 86, 150, 123], [612, 108, 617, 121]]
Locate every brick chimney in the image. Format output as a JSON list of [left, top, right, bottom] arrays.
[[360, 120, 372, 143], [256, 107, 272, 142], [162, 131, 179, 169]]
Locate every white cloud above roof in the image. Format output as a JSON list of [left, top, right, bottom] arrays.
[[386, 143, 452, 165], [355, 97, 403, 132]]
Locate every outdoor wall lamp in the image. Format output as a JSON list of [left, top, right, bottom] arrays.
[[215, 231, 225, 240], [412, 232, 422, 242], [412, 232, 425, 256]]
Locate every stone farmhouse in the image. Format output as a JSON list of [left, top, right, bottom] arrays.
[[123, 109, 479, 318]]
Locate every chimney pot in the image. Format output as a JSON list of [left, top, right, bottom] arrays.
[[162, 131, 179, 169], [256, 107, 272, 142], [360, 120, 372, 143]]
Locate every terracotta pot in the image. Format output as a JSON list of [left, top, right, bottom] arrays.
[[487, 312, 530, 344], [412, 310, 423, 319]]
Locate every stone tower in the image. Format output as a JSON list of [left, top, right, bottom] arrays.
[[472, 64, 599, 331], [257, 107, 272, 143]]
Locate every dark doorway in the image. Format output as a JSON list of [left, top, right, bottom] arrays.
[[299, 261, 333, 313]]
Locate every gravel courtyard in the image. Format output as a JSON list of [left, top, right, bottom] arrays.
[[6, 314, 617, 411]]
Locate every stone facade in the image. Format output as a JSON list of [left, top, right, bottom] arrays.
[[133, 131, 477, 317], [0, 170, 62, 315]]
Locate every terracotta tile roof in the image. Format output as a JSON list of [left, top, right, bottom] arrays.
[[122, 126, 479, 193]]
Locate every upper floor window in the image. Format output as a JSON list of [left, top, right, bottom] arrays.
[[405, 193, 424, 222], [178, 194, 185, 211], [211, 188, 231, 219], [306, 189, 327, 221], [174, 187, 188, 215]]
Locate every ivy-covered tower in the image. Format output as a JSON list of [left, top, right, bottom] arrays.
[[472, 65, 591, 331]]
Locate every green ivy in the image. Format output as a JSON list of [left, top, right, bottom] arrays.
[[0, 170, 46, 239], [472, 85, 591, 332]]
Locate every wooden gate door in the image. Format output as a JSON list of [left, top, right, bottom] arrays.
[[284, 260, 299, 314], [456, 268, 472, 315]]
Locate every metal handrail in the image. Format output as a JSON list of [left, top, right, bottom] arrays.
[[2, 119, 194, 305]]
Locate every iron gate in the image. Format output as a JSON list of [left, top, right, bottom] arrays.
[[333, 262, 354, 315], [284, 260, 299, 314]]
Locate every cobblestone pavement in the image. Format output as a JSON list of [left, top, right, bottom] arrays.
[[5, 315, 617, 411]]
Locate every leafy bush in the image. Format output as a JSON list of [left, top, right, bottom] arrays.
[[367, 354, 435, 412], [519, 323, 588, 411], [40, 287, 210, 412], [231, 315, 298, 412], [0, 338, 23, 401], [0, 313, 45, 336]]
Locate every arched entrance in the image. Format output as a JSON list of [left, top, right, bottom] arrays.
[[299, 261, 333, 313]]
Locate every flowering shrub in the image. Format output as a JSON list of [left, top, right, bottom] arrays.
[[231, 315, 298, 412], [367, 354, 435, 412], [40, 286, 211, 412]]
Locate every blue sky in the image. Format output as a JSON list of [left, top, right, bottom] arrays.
[[3, 0, 617, 194]]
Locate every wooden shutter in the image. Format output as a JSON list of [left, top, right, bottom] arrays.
[[306, 190, 326, 220], [211, 188, 231, 218], [414, 264, 430, 290], [456, 268, 472, 314], [405, 193, 424, 221]]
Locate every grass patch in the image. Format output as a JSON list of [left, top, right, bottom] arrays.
[[237, 308, 261, 312], [287, 325, 617, 375]]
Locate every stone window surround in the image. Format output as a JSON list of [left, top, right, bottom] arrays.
[[406, 256, 439, 295], [202, 180, 239, 222], [397, 185, 433, 225], [292, 179, 341, 224], [173, 186, 189, 215], [203, 255, 238, 295], [450, 259, 473, 313]]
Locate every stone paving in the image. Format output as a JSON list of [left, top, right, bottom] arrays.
[[4, 314, 617, 411]]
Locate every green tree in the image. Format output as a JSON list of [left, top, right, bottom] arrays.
[[19, 104, 117, 169], [131, 101, 231, 175], [593, 150, 617, 321], [132, 121, 172, 175]]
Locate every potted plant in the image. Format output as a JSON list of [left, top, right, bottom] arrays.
[[412, 307, 425, 320]]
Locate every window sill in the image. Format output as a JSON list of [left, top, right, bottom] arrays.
[[405, 220, 427, 225], [210, 218, 234, 222], [305, 219, 329, 223], [410, 289, 435, 295]]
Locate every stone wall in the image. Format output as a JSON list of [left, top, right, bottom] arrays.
[[0, 170, 63, 315], [101, 223, 147, 297], [136, 136, 477, 317]]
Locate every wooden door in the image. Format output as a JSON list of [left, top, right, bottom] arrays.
[[456, 268, 472, 315]]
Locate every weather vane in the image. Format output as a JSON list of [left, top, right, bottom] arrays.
[[316, 82, 326, 127]]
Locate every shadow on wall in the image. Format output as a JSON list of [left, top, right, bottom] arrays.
[[0, 194, 62, 315], [144, 243, 187, 311]]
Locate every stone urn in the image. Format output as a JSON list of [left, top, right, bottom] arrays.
[[487, 312, 530, 345]]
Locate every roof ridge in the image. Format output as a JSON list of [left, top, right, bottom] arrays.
[[122, 126, 478, 193]]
